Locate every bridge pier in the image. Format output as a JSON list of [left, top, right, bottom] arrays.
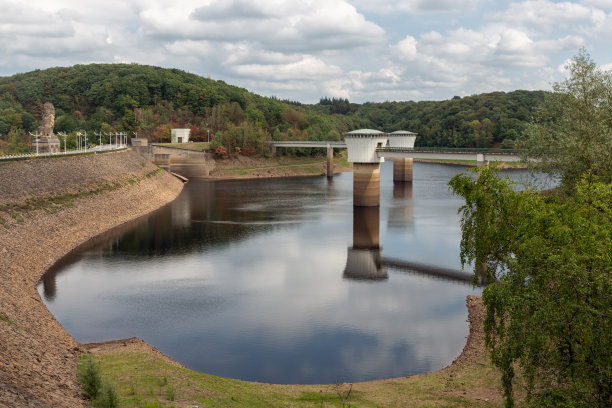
[[392, 158, 413, 182], [353, 163, 381, 207], [476, 153, 488, 168], [326, 144, 334, 178]]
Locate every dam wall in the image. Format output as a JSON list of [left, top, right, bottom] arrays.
[[0, 150, 183, 407], [133, 144, 215, 178]]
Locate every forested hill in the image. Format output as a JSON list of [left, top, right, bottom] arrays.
[[0, 63, 546, 154]]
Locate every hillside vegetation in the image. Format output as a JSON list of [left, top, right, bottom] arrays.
[[0, 64, 545, 155]]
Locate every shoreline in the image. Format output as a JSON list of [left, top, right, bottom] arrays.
[[0, 151, 184, 407], [1, 152, 501, 406]]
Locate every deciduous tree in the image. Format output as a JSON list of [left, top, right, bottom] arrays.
[[525, 49, 612, 193], [450, 168, 611, 407]]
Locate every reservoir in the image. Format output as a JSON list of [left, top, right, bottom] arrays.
[[38, 162, 542, 384]]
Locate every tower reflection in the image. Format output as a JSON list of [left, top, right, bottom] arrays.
[[388, 181, 414, 230], [343, 206, 388, 280]]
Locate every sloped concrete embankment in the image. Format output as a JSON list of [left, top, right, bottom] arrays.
[[0, 150, 183, 407]]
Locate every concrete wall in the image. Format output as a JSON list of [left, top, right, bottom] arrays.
[[0, 150, 157, 205], [133, 144, 215, 178], [171, 128, 191, 143]]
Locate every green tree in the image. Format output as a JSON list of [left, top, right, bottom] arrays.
[[450, 168, 611, 407], [525, 49, 612, 193]]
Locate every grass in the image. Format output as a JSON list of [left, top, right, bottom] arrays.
[[0, 312, 17, 327], [155, 142, 210, 151], [86, 349, 502, 407]]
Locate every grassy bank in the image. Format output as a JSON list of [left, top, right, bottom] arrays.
[[155, 142, 210, 151], [83, 351, 501, 407], [83, 297, 503, 407]]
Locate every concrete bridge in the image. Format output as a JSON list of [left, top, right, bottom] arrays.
[[271, 129, 524, 207]]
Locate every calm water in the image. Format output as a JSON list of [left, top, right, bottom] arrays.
[[38, 162, 546, 384]]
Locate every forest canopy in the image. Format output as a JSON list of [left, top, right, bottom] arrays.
[[0, 63, 545, 155]]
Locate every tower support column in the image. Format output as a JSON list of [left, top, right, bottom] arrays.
[[353, 163, 381, 207], [392, 158, 413, 182], [326, 144, 334, 178]]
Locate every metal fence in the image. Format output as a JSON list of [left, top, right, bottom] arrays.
[[0, 145, 128, 161]]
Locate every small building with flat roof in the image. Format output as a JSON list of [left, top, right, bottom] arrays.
[[171, 128, 191, 143]]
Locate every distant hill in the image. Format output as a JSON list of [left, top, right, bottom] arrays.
[[0, 63, 546, 154]]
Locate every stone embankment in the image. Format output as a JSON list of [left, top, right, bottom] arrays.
[[0, 150, 183, 407]]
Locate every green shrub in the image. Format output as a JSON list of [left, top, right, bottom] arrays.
[[77, 356, 102, 399], [165, 384, 175, 401], [94, 381, 118, 408]]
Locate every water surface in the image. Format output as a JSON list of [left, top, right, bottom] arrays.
[[39, 162, 542, 384]]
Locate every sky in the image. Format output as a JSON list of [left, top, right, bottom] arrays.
[[1, 0, 611, 103]]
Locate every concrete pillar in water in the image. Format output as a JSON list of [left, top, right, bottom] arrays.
[[353, 163, 381, 207], [392, 158, 413, 182], [326, 144, 334, 178]]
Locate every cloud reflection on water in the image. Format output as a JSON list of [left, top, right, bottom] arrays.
[[38, 162, 497, 383]]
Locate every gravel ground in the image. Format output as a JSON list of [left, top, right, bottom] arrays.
[[0, 151, 183, 407]]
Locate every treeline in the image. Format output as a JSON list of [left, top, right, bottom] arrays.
[[0, 64, 352, 155], [315, 91, 546, 149], [0, 63, 546, 155]]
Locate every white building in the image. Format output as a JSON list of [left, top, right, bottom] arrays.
[[171, 128, 191, 143]]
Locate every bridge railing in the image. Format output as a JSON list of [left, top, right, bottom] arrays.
[[378, 147, 525, 154], [0, 146, 128, 161]]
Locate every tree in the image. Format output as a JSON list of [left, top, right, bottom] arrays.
[[525, 49, 612, 193], [450, 168, 611, 407]]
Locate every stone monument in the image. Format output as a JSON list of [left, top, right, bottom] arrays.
[[35, 102, 60, 153]]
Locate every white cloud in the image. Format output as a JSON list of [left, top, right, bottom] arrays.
[[349, 0, 481, 14], [229, 55, 343, 81], [141, 0, 385, 53], [0, 0, 611, 102], [581, 0, 612, 9], [393, 35, 418, 61]]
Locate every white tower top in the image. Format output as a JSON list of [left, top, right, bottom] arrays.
[[343, 129, 388, 163], [386, 130, 417, 148]]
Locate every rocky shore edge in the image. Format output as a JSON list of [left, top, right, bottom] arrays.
[[0, 151, 183, 407]]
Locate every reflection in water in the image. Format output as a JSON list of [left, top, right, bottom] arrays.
[[42, 272, 57, 300], [388, 181, 414, 229], [38, 162, 506, 384], [344, 207, 387, 280]]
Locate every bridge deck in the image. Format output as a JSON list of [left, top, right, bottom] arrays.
[[269, 141, 525, 162], [269, 141, 347, 148]]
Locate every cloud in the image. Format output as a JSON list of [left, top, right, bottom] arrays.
[[141, 0, 385, 53], [349, 0, 481, 14], [191, 0, 296, 21], [0, 0, 611, 102], [494, 0, 606, 32], [229, 55, 344, 81]]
